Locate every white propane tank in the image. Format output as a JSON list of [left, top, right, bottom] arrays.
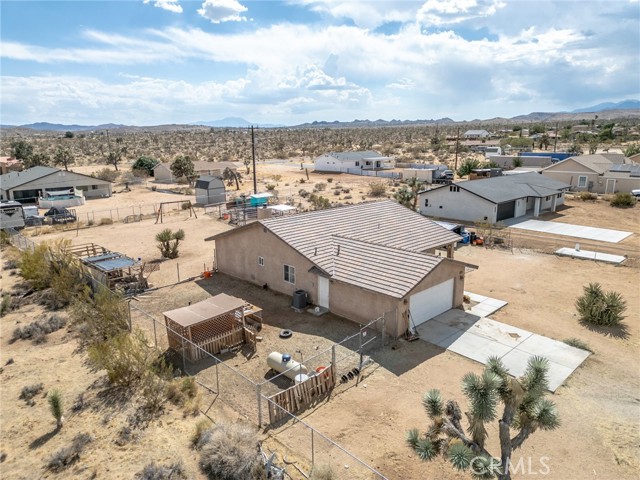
[[267, 351, 308, 379]]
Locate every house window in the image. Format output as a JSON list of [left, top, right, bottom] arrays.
[[355, 161, 360, 167], [578, 176, 588, 188], [449, 186, 460, 192], [91, 185, 99, 190], [284, 265, 295, 284], [258, 256, 264, 267], [424, 198, 429, 207], [557, 193, 562, 199], [545, 196, 550, 201]]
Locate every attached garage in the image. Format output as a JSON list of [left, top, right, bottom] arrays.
[[409, 278, 454, 327], [496, 201, 516, 221]]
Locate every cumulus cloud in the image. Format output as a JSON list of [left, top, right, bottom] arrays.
[[143, 0, 183, 14], [198, 0, 248, 23], [295, 0, 417, 29]]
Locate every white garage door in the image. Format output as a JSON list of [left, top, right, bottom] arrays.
[[409, 279, 454, 327]]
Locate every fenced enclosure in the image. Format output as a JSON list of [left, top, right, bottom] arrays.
[[129, 302, 391, 479]]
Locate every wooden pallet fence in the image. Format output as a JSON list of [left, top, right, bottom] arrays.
[[267, 364, 335, 424], [243, 326, 257, 353], [188, 326, 245, 361]]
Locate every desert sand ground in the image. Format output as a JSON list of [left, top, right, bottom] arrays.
[[2, 162, 639, 479]]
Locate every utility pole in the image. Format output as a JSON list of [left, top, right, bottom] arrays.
[[553, 122, 558, 153], [251, 125, 257, 194], [454, 127, 460, 175]]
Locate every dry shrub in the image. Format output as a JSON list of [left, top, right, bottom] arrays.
[[46, 433, 92, 472], [167, 377, 201, 415], [12, 314, 66, 344], [368, 181, 387, 197], [99, 218, 114, 225], [136, 461, 187, 480], [191, 419, 211, 448], [20, 383, 44, 403], [610, 192, 636, 208], [19, 243, 51, 290], [310, 465, 335, 480], [197, 420, 264, 480], [578, 191, 597, 201]]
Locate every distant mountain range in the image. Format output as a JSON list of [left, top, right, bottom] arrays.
[[2, 100, 638, 132]]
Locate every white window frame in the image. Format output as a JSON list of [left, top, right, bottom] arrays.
[[258, 256, 264, 267], [284, 264, 296, 284], [577, 175, 588, 188]]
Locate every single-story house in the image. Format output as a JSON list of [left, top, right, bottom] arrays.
[[195, 176, 226, 206], [314, 151, 395, 173], [489, 155, 553, 170], [541, 154, 640, 194], [0, 166, 112, 204], [463, 129, 490, 140], [0, 157, 23, 175], [153, 161, 239, 183], [209, 200, 475, 337], [418, 172, 571, 223]]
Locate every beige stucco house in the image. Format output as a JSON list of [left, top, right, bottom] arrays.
[[541, 154, 640, 194], [153, 161, 239, 183], [209, 200, 476, 337]]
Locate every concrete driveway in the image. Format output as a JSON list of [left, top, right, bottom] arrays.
[[417, 309, 591, 392], [508, 219, 632, 243]]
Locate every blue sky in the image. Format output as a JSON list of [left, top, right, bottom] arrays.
[[1, 0, 639, 125]]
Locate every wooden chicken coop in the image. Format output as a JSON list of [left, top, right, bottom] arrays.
[[163, 293, 261, 362]]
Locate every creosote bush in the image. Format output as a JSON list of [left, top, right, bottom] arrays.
[[609, 192, 636, 208], [578, 191, 597, 201], [368, 181, 387, 197], [11, 314, 66, 344], [136, 461, 187, 480], [575, 282, 627, 327], [71, 286, 129, 345]]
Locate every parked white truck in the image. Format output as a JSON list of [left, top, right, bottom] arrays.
[[0, 201, 26, 230]]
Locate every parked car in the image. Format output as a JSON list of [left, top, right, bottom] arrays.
[[631, 189, 640, 198], [22, 205, 45, 226], [44, 207, 77, 224]]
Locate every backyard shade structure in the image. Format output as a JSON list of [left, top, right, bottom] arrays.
[[195, 176, 226, 206], [69, 243, 145, 292], [163, 293, 260, 361]]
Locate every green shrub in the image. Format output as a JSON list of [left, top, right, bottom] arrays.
[[265, 183, 276, 191], [576, 283, 627, 327], [0, 294, 13, 317], [563, 338, 593, 353], [368, 181, 387, 197], [71, 286, 129, 345], [610, 192, 636, 208], [20, 244, 52, 290]]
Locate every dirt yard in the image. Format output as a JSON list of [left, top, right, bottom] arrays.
[[3, 166, 639, 479]]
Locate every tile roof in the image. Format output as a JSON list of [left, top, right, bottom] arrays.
[[260, 200, 461, 273], [331, 236, 444, 298], [429, 173, 570, 203]]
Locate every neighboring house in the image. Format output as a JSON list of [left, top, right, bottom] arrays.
[[0, 166, 112, 203], [195, 176, 226, 206], [463, 129, 490, 140], [314, 151, 395, 173], [541, 154, 640, 194], [0, 157, 23, 175], [418, 172, 570, 223], [153, 161, 239, 183], [490, 155, 553, 169], [209, 200, 474, 337]]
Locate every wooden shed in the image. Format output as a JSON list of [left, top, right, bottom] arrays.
[[163, 293, 260, 361]]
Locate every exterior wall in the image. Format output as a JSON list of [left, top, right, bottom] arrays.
[[403, 169, 433, 182], [153, 164, 175, 183], [541, 159, 598, 191], [314, 154, 359, 172], [593, 174, 640, 195], [514, 198, 527, 217], [419, 187, 497, 223], [10, 173, 111, 201], [215, 224, 319, 302]]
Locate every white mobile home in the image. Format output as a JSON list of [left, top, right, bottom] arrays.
[[314, 151, 395, 173]]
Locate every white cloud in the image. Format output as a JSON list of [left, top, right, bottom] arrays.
[[295, 0, 418, 29], [417, 0, 505, 26], [143, 0, 183, 14], [198, 0, 247, 23]]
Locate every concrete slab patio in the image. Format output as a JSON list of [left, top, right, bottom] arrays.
[[508, 219, 632, 243], [417, 308, 591, 392], [555, 247, 626, 264]]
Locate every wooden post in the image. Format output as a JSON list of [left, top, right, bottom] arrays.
[[176, 263, 180, 282], [215, 359, 220, 393], [331, 345, 336, 382], [152, 315, 157, 348], [256, 383, 262, 427]]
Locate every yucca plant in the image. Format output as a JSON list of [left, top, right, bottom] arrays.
[[48, 389, 64, 430], [575, 283, 626, 326], [155, 228, 186, 259], [407, 356, 559, 480]]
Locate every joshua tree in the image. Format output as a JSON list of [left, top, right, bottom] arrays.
[[407, 356, 559, 480], [156, 228, 185, 259], [394, 177, 424, 210], [48, 389, 64, 430]]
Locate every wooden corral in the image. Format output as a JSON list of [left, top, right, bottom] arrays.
[[163, 293, 261, 361], [68, 243, 148, 293], [267, 364, 336, 424]]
